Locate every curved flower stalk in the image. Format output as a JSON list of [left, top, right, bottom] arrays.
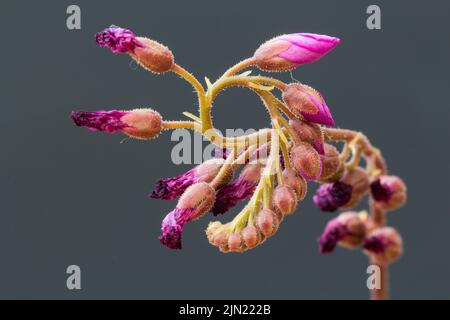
[[71, 26, 407, 300]]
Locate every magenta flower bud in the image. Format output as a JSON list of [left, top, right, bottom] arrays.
[[71, 108, 162, 140], [242, 225, 262, 249], [159, 182, 215, 249], [253, 33, 340, 72], [363, 227, 403, 264], [281, 169, 307, 200], [370, 175, 407, 211], [150, 158, 227, 200], [96, 26, 174, 73], [210, 163, 262, 215], [272, 185, 298, 215], [290, 142, 323, 181], [313, 181, 352, 212], [289, 118, 325, 155], [318, 212, 366, 254], [95, 25, 142, 53], [283, 83, 335, 126]]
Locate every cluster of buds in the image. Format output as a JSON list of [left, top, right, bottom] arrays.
[[71, 26, 407, 298]]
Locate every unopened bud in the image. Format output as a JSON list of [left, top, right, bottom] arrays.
[[228, 232, 245, 253], [289, 118, 324, 154], [370, 176, 407, 211], [132, 37, 174, 73], [363, 227, 403, 264], [281, 169, 307, 200], [319, 144, 342, 181], [272, 185, 298, 215], [283, 83, 334, 126], [253, 33, 340, 72], [340, 167, 370, 208], [242, 225, 262, 249], [178, 182, 216, 220], [290, 142, 322, 181], [256, 209, 279, 237]]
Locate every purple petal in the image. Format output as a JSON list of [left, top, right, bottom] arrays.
[[313, 181, 352, 212], [70, 110, 129, 133], [95, 25, 142, 53], [370, 178, 393, 202], [159, 207, 195, 249], [210, 179, 257, 215], [363, 234, 390, 253], [318, 220, 347, 254], [150, 169, 197, 200]]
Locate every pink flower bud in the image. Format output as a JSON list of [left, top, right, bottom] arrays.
[[283, 83, 334, 126], [206, 221, 222, 238], [71, 108, 162, 140], [150, 158, 227, 200], [363, 227, 403, 264], [242, 226, 262, 249], [272, 185, 298, 215], [370, 176, 407, 211], [210, 163, 262, 215], [228, 232, 245, 253], [281, 169, 307, 200], [253, 33, 340, 72], [159, 182, 215, 249], [256, 209, 279, 237], [95, 26, 174, 73], [290, 142, 322, 181], [319, 144, 342, 181], [318, 212, 366, 254], [289, 119, 325, 154], [340, 168, 370, 208], [132, 37, 174, 74]]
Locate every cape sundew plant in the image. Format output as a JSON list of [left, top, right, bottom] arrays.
[[71, 26, 407, 300]]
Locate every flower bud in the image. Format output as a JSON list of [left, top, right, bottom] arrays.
[[290, 142, 322, 181], [283, 83, 335, 126], [242, 226, 262, 249], [319, 144, 342, 181], [211, 163, 262, 215], [363, 227, 403, 264], [178, 182, 216, 218], [370, 176, 407, 211], [95, 26, 174, 73], [281, 169, 307, 200], [340, 168, 370, 208], [256, 209, 280, 237], [253, 33, 340, 72], [159, 182, 216, 249], [318, 211, 366, 254], [289, 118, 325, 154], [71, 108, 162, 140], [206, 221, 222, 238], [150, 158, 227, 200], [272, 185, 298, 215], [132, 37, 174, 73], [228, 232, 245, 253]]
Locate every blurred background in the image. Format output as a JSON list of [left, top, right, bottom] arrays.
[[0, 0, 449, 299]]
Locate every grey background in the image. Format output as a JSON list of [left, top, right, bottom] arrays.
[[1, 0, 449, 299]]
